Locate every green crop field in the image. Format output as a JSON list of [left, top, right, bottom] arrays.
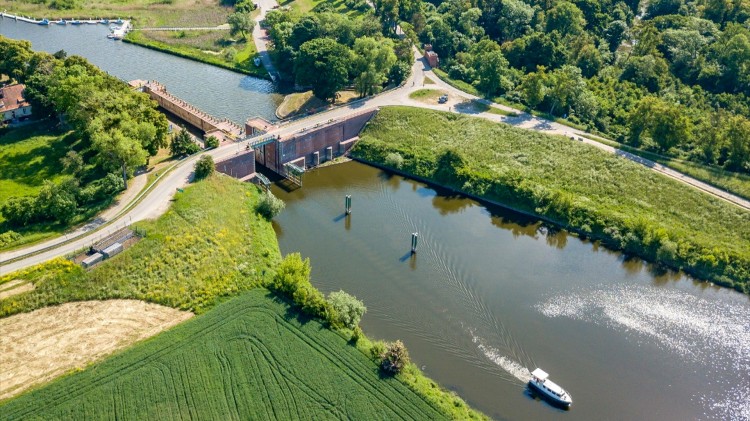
[[352, 106, 750, 293], [0, 289, 449, 420]]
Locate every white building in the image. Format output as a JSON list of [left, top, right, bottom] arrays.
[[0, 84, 32, 124]]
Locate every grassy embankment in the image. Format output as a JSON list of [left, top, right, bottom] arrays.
[[0, 122, 112, 250], [351, 107, 750, 293], [431, 69, 750, 200], [0, 174, 486, 420]]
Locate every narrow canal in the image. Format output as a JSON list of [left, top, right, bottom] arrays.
[[4, 20, 750, 421]]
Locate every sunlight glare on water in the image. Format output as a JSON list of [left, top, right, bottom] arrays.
[[537, 284, 750, 420]]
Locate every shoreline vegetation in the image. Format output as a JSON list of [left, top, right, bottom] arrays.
[[351, 107, 750, 295], [0, 175, 487, 420]]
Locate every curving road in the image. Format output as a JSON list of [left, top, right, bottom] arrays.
[[2, 48, 749, 275]]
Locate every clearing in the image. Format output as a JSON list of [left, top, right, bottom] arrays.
[[0, 300, 191, 401], [0, 290, 449, 420]]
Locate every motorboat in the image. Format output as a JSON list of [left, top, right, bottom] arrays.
[[38, 18, 50, 25], [55, 19, 67, 25], [70, 19, 82, 25], [528, 368, 572, 408]]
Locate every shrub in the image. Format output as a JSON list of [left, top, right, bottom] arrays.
[[384, 152, 405, 169], [194, 155, 215, 181], [257, 191, 285, 219], [380, 340, 410, 375], [270, 253, 339, 323], [0, 230, 21, 248], [328, 290, 366, 329], [171, 128, 201, 157], [204, 135, 220, 149], [1, 196, 39, 226]]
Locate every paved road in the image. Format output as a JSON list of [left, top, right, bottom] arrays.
[[251, 0, 280, 80], [3, 48, 749, 275]]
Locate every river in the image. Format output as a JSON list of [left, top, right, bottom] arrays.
[[272, 162, 750, 421], [0, 18, 281, 123], [5, 20, 750, 421]]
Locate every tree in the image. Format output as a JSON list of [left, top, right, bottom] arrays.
[[475, 50, 512, 97], [170, 128, 200, 157], [628, 96, 692, 151], [576, 43, 603, 77], [520, 67, 549, 109], [352, 37, 397, 97], [0, 37, 33, 82], [722, 114, 750, 171], [547, 65, 586, 116], [60, 150, 84, 175], [194, 155, 215, 180], [90, 124, 148, 190], [605, 20, 629, 52], [497, 0, 534, 41], [295, 38, 351, 102], [380, 340, 410, 374], [228, 12, 254, 39], [257, 191, 285, 219], [620, 54, 669, 92], [205, 135, 220, 149], [545, 1, 586, 36], [328, 290, 367, 329]]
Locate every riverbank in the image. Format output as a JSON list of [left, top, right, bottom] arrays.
[[124, 31, 268, 79], [351, 106, 750, 294], [0, 174, 486, 420]]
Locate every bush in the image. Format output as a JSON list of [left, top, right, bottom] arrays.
[[257, 191, 285, 219], [171, 128, 201, 157], [380, 340, 410, 375], [194, 155, 215, 181], [204, 135, 220, 149], [328, 290, 366, 329], [1, 196, 39, 226], [0, 230, 21, 248], [270, 253, 339, 323], [384, 152, 405, 169]]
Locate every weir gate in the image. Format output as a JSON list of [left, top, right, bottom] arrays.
[[131, 79, 377, 187]]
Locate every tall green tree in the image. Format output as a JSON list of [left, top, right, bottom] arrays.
[[295, 38, 351, 102], [353, 37, 397, 97], [228, 12, 255, 40]]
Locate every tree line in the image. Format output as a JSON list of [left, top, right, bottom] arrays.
[[264, 10, 414, 102], [373, 0, 750, 174], [0, 36, 168, 227]]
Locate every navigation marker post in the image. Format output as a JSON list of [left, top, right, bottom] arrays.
[[345, 195, 352, 215], [411, 232, 418, 253]]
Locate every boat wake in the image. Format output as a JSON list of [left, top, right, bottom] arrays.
[[536, 284, 750, 420], [470, 331, 532, 383]]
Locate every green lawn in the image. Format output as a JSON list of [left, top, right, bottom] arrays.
[[0, 289, 450, 420], [0, 122, 72, 221], [278, 0, 369, 17], [352, 106, 750, 293], [0, 174, 280, 317]]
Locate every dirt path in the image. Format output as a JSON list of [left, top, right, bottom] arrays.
[[0, 300, 192, 401]]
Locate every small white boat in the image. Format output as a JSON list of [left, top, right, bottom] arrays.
[[528, 368, 572, 408]]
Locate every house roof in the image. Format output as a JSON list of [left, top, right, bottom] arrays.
[[0, 84, 31, 113]]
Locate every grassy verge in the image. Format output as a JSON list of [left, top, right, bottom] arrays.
[[409, 88, 445, 101], [351, 106, 750, 293], [0, 174, 280, 317], [432, 68, 478, 95], [276, 90, 326, 118], [124, 31, 268, 79], [279, 0, 368, 16]]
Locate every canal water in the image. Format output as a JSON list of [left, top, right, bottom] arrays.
[[0, 18, 281, 123], [5, 19, 750, 421], [272, 162, 750, 421]]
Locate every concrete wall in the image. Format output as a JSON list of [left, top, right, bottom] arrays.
[[269, 109, 378, 171], [145, 87, 218, 133], [216, 150, 256, 179]]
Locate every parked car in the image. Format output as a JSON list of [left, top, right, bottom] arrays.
[[438, 94, 448, 104]]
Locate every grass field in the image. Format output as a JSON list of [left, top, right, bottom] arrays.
[[352, 106, 750, 292], [0, 289, 450, 419], [0, 174, 280, 317], [279, 0, 367, 16], [0, 122, 72, 218]]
